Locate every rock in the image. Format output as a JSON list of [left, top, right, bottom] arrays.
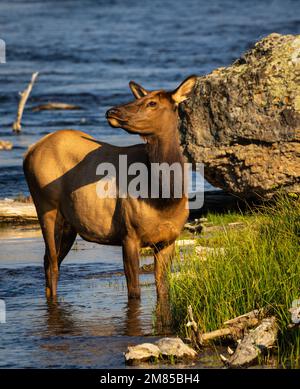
[[221, 317, 278, 368], [155, 337, 197, 359], [180, 33, 300, 199], [124, 343, 160, 365], [0, 140, 13, 150], [124, 338, 197, 365]]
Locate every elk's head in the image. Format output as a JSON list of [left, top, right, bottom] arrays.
[[106, 76, 197, 138]]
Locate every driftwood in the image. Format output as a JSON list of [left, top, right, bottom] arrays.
[[0, 140, 13, 150], [12, 72, 39, 132], [220, 317, 278, 368], [223, 307, 269, 327], [32, 102, 82, 112], [186, 305, 267, 346], [186, 306, 234, 345], [0, 200, 37, 223], [186, 305, 278, 367]]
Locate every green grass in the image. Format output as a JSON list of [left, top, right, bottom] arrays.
[[169, 195, 300, 367], [202, 210, 252, 226]]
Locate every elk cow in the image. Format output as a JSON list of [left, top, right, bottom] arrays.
[[23, 76, 197, 314]]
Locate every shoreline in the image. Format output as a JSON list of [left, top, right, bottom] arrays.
[[0, 190, 248, 225]]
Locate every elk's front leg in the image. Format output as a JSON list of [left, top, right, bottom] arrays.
[[154, 242, 175, 333], [154, 242, 175, 300], [122, 237, 141, 299]]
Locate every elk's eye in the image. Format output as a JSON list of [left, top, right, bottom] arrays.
[[147, 101, 157, 108]]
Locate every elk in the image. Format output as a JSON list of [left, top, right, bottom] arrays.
[[23, 76, 197, 313]]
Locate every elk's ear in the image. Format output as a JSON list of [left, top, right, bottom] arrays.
[[171, 75, 198, 104], [129, 81, 148, 99]]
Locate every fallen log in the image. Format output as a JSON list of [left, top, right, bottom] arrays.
[[12, 72, 39, 132], [0, 140, 13, 150], [0, 199, 38, 223], [223, 307, 270, 327], [186, 305, 269, 346], [32, 102, 82, 111], [220, 317, 278, 368], [186, 305, 278, 367], [186, 306, 240, 346]]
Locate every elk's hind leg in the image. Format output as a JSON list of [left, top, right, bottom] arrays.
[[41, 208, 62, 299], [42, 210, 77, 298], [57, 222, 77, 269]]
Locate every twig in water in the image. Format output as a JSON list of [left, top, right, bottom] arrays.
[[12, 72, 39, 132]]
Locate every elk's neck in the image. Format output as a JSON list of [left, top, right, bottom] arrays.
[[145, 121, 186, 204], [145, 126, 184, 167]]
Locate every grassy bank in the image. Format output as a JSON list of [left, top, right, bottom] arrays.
[[169, 195, 300, 367]]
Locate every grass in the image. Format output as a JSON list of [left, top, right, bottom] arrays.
[[169, 195, 300, 367]]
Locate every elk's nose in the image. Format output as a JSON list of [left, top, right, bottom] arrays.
[[106, 108, 120, 118]]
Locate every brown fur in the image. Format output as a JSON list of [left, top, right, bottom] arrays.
[[23, 76, 197, 308]]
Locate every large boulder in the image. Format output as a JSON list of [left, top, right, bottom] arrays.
[[180, 33, 300, 199]]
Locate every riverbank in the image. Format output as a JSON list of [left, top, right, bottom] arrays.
[[169, 195, 300, 368], [0, 190, 256, 225]]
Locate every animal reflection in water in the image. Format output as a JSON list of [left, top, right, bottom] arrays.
[[23, 76, 197, 330], [45, 299, 146, 337]]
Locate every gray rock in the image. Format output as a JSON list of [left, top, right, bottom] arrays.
[[124, 338, 197, 365], [180, 33, 300, 199], [156, 337, 197, 359], [124, 343, 160, 365]]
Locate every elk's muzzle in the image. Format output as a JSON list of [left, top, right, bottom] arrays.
[[106, 108, 126, 128]]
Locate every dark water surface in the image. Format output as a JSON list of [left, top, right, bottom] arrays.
[[0, 229, 223, 369], [0, 232, 157, 368], [0, 0, 299, 369]]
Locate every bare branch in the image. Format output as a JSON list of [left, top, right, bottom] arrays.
[[186, 306, 270, 347], [12, 72, 39, 132]]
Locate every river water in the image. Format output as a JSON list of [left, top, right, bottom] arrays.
[[0, 0, 299, 369]]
